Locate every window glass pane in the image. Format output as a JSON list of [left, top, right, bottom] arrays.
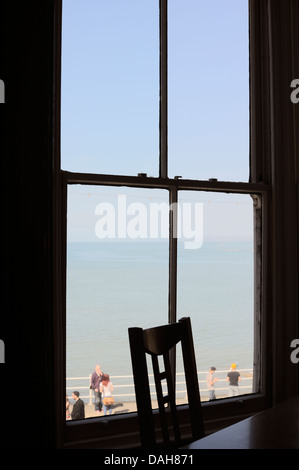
[[61, 0, 159, 176], [168, 0, 249, 182], [66, 185, 169, 418], [176, 192, 255, 402]]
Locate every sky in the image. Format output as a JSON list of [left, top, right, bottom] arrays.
[[61, 0, 252, 243]]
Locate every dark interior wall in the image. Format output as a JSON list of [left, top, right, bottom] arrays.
[[1, 1, 56, 448], [266, 0, 299, 403]]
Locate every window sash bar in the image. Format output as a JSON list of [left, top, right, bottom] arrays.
[[62, 170, 270, 196], [168, 186, 178, 324], [159, 0, 168, 178]]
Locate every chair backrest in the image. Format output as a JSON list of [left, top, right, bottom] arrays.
[[128, 317, 204, 448]]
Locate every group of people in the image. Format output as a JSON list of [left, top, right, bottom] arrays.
[[90, 365, 114, 415], [66, 362, 242, 420], [66, 365, 114, 420], [206, 363, 241, 401]]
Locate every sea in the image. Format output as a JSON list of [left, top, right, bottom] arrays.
[[66, 239, 254, 385]]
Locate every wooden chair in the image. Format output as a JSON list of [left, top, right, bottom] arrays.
[[128, 316, 205, 448]]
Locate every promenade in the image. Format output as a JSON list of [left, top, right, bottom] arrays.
[[67, 393, 245, 419], [68, 397, 196, 419], [82, 400, 137, 418], [66, 369, 254, 419]]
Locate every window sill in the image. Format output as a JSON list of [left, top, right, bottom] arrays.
[[62, 393, 270, 449]]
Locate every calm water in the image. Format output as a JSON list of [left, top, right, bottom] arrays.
[[66, 240, 254, 380]]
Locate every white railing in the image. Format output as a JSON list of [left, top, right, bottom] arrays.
[[66, 369, 253, 404]]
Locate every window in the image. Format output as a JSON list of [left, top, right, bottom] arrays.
[[176, 192, 256, 400], [168, 0, 250, 181], [60, 0, 270, 447], [61, 0, 159, 176], [66, 186, 169, 413]]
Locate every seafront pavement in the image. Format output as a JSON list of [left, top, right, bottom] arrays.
[[68, 397, 209, 420], [85, 400, 138, 418], [68, 381, 253, 420], [68, 400, 138, 419]]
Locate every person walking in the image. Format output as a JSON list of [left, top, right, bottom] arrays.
[[71, 391, 85, 420], [226, 363, 241, 396], [206, 366, 218, 401], [66, 395, 71, 420], [90, 364, 104, 413]]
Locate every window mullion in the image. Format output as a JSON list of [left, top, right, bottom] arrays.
[[168, 186, 178, 324], [159, 0, 168, 179], [168, 186, 178, 398]]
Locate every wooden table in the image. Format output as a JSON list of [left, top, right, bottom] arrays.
[[185, 395, 299, 449]]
